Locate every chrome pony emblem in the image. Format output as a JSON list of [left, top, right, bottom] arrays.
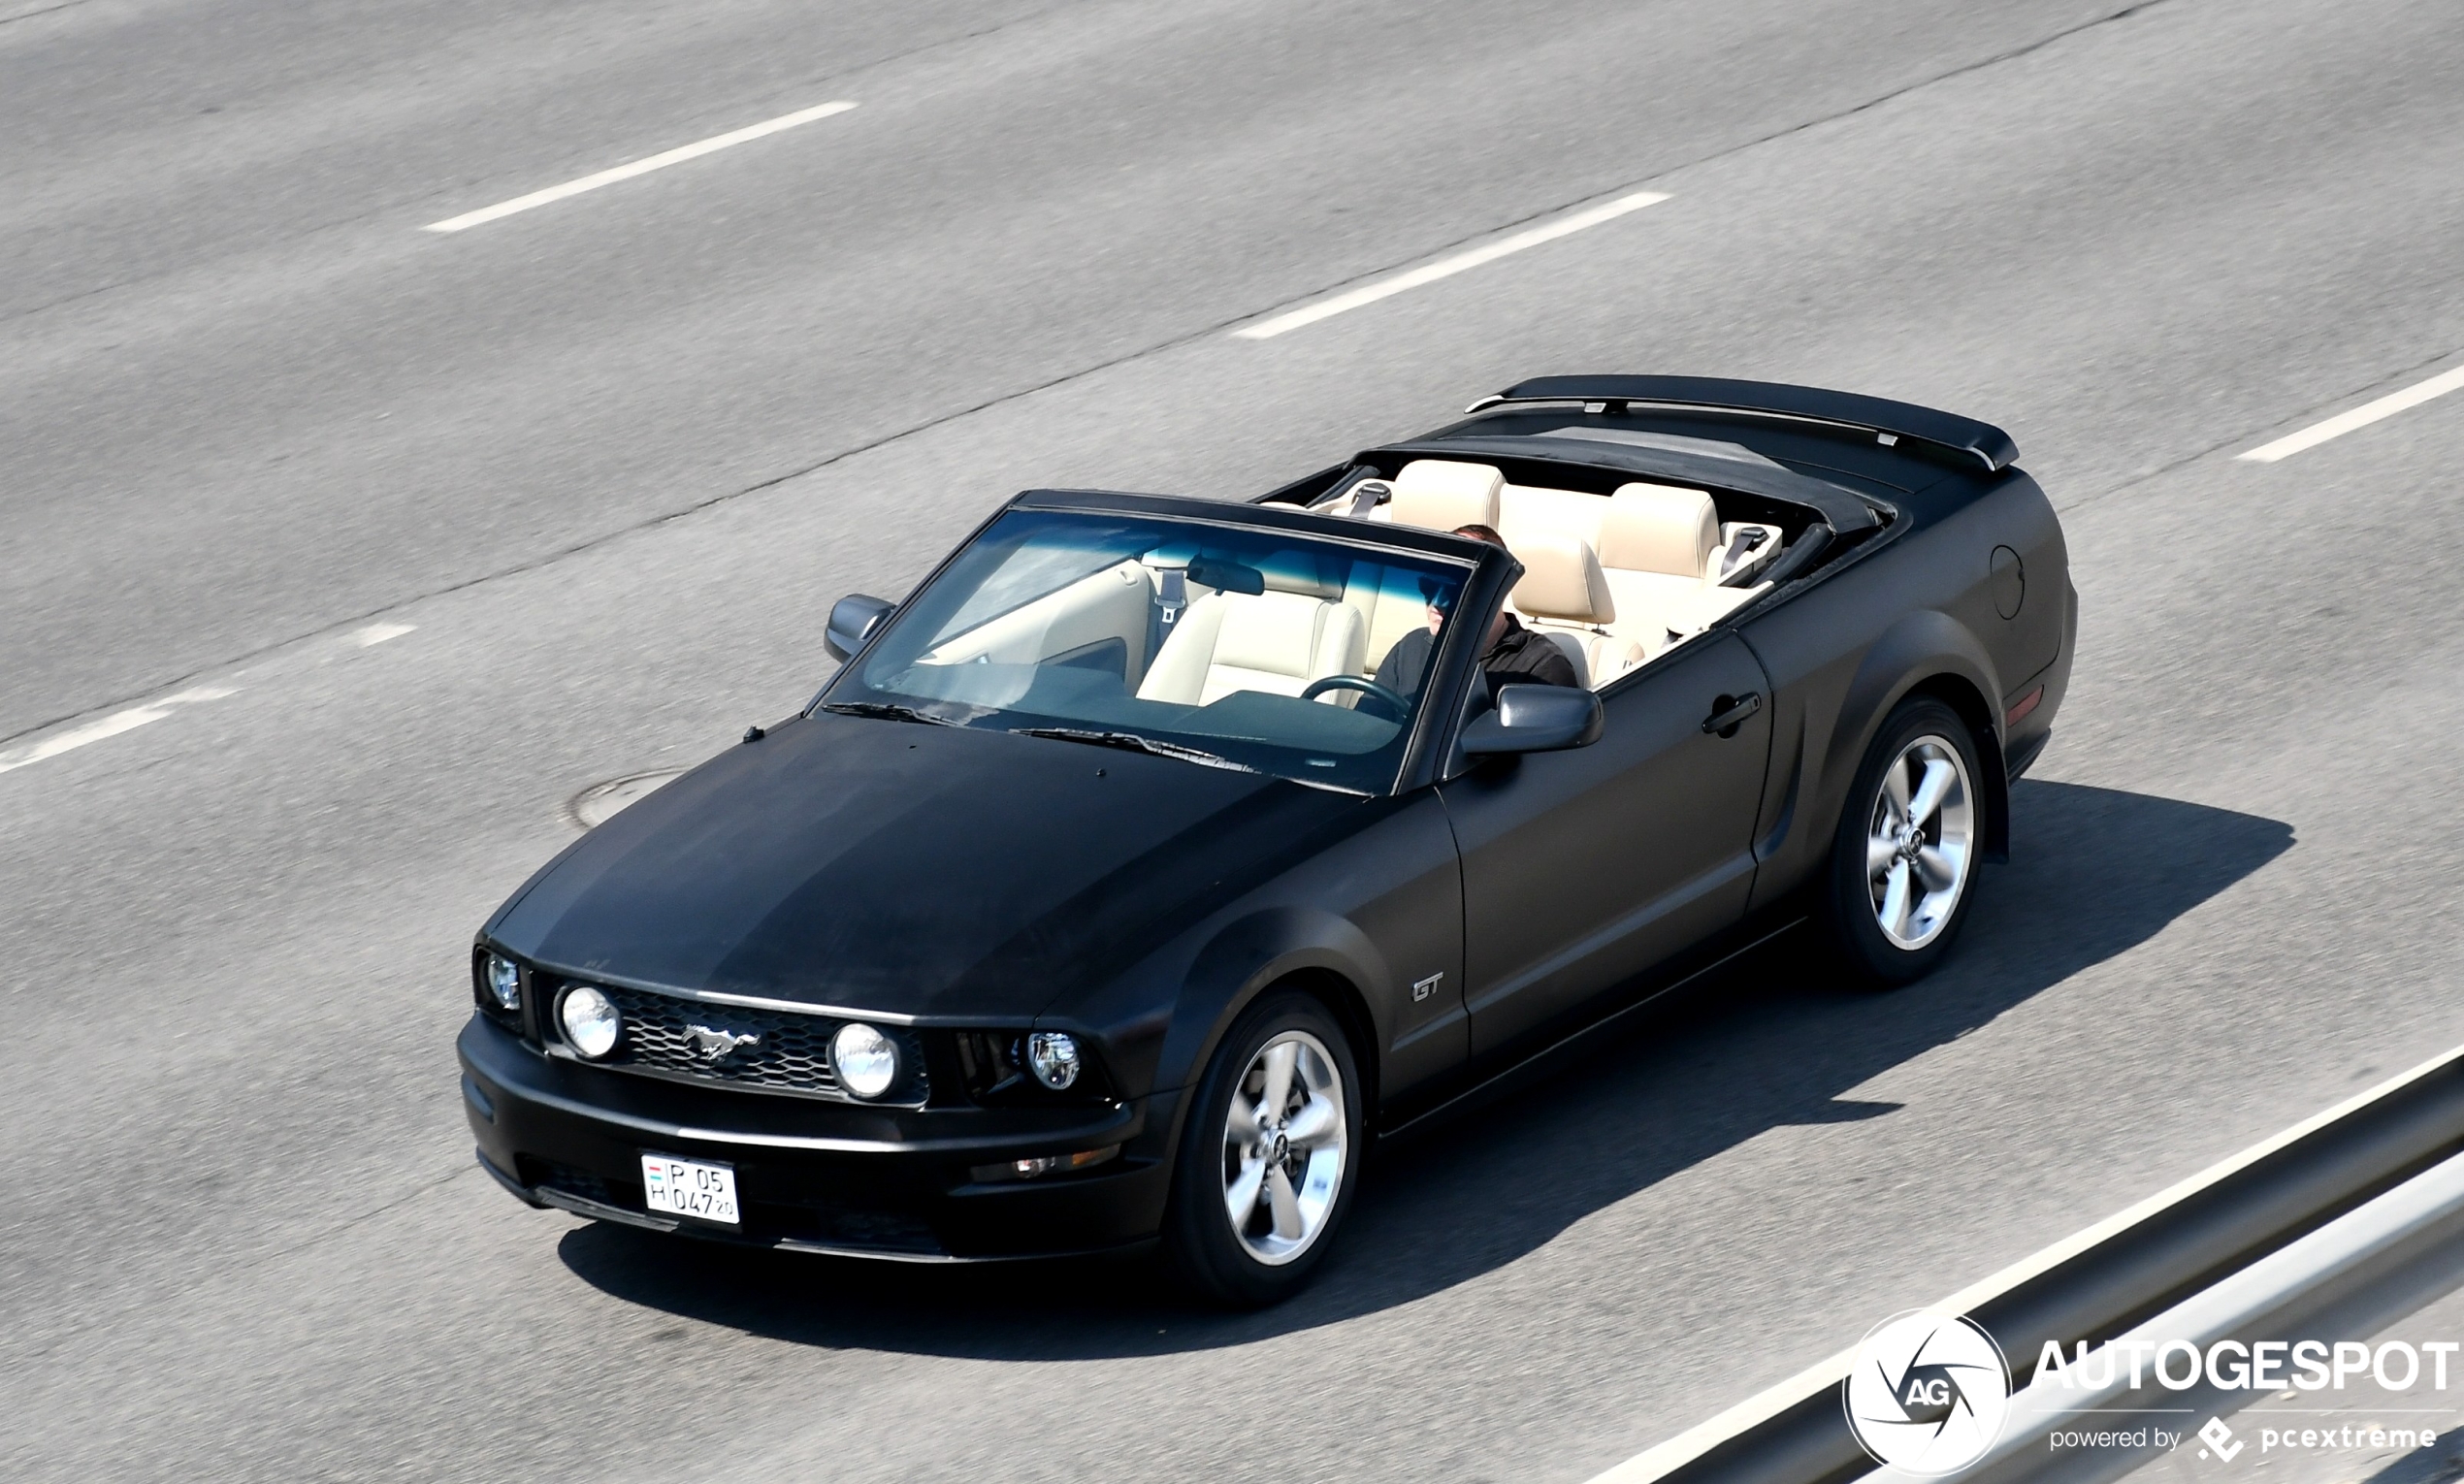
[[686, 1023, 762, 1061]]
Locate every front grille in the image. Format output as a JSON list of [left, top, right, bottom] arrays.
[[589, 984, 846, 1096]]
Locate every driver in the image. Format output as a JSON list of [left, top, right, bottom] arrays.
[[1371, 525, 1579, 702]]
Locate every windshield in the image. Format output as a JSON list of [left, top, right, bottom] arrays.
[[820, 509, 1476, 792]]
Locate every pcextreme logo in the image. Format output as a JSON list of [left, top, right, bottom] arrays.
[[1845, 1310, 2015, 1475]]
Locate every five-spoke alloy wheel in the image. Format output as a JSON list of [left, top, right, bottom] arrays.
[[1219, 1030, 1347, 1265], [1820, 695, 1988, 985], [1864, 733, 1975, 950], [1166, 992, 1362, 1305]]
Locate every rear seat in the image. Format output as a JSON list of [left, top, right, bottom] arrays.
[[1358, 459, 1770, 676], [1596, 483, 1717, 657], [1595, 482, 1776, 657]]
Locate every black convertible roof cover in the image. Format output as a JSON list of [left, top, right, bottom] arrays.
[[1365, 433, 1884, 534], [1468, 374, 2019, 473]]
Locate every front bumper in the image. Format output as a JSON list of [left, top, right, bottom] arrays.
[[457, 1016, 1177, 1261]]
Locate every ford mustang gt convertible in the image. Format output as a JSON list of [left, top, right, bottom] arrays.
[[459, 375, 2073, 1304]]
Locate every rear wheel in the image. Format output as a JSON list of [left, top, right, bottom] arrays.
[[1817, 696, 1984, 986], [1163, 990, 1362, 1307]]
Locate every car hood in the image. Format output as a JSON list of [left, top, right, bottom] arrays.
[[487, 711, 1370, 1018]]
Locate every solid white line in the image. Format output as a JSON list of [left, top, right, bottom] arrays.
[[1581, 1039, 2464, 1484], [423, 100, 859, 233], [1230, 190, 1670, 339], [0, 686, 235, 776], [2238, 363, 2464, 463]]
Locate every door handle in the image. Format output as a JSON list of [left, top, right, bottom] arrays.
[[1702, 692, 1763, 736]]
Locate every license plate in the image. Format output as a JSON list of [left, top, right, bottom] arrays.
[[640, 1153, 740, 1225]]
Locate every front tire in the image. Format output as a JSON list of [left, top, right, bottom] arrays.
[[1817, 695, 1985, 986], [1162, 990, 1363, 1307]]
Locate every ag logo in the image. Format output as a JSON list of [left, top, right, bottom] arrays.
[[1844, 1310, 2012, 1476]]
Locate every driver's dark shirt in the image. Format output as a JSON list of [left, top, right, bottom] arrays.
[[1372, 612, 1580, 704]]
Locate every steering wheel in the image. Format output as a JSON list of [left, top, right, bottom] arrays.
[[1300, 674, 1410, 712]]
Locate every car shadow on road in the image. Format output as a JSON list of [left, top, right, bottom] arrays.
[[556, 778, 2291, 1359]]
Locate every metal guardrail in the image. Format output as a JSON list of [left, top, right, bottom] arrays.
[[1973, 1145, 2464, 1484], [1590, 1044, 2464, 1484]]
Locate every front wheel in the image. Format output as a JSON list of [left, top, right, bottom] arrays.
[[1816, 695, 1985, 986], [1162, 991, 1362, 1307]]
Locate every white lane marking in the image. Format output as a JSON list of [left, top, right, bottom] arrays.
[[0, 686, 235, 775], [1581, 1038, 2464, 1484], [1230, 190, 1671, 339], [2238, 363, 2464, 463], [423, 100, 859, 233], [352, 623, 415, 647]]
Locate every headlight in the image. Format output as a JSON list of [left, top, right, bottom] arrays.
[[484, 953, 521, 1011], [832, 1022, 898, 1099], [559, 985, 621, 1059], [1025, 1031, 1081, 1090]]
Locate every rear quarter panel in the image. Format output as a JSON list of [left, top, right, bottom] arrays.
[[1739, 468, 2070, 909]]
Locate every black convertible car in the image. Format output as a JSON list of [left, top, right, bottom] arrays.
[[460, 375, 2072, 1303]]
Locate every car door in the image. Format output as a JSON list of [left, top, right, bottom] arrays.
[[1440, 630, 1774, 1057]]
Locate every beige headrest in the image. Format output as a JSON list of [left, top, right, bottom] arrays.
[[1214, 591, 1347, 677], [1600, 482, 1718, 577], [1512, 536, 1615, 625], [1257, 551, 1348, 601], [1388, 460, 1503, 532]]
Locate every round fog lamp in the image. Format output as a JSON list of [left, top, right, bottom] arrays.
[[833, 1022, 899, 1099], [1026, 1032, 1081, 1091], [484, 953, 521, 1011], [558, 985, 621, 1059]]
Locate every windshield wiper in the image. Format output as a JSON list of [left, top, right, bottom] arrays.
[[1010, 727, 1260, 774], [820, 700, 961, 726]]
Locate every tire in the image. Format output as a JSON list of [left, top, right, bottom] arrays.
[[1162, 990, 1364, 1307], [1816, 695, 1986, 987]]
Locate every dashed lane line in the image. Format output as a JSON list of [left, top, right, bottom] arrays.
[[423, 100, 859, 233], [0, 687, 234, 775], [2239, 363, 2464, 463], [1229, 190, 1670, 339], [0, 624, 412, 777]]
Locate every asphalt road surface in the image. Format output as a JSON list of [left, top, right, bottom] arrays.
[[8, 0, 2464, 1479]]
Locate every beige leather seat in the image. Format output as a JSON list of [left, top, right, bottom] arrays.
[[1375, 459, 1503, 532], [1510, 536, 1645, 689], [1136, 589, 1367, 707], [1597, 482, 1723, 655], [1597, 481, 1780, 655]]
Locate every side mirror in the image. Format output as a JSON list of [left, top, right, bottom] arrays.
[[824, 594, 894, 661], [1459, 684, 1604, 756]]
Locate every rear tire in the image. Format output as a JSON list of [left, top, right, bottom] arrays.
[[1817, 695, 1985, 987], [1162, 990, 1363, 1307]]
